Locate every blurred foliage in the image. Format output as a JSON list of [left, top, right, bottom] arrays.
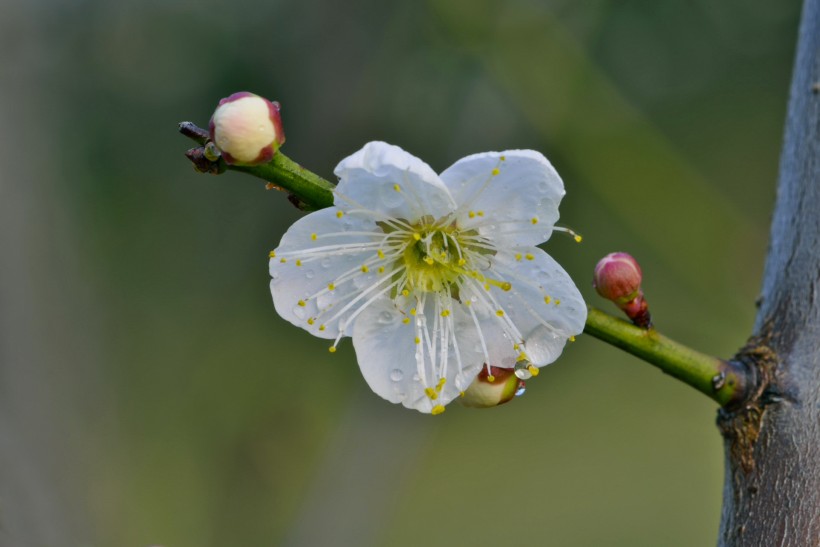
[[0, 0, 800, 545]]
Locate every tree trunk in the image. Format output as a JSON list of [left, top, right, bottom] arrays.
[[718, 0, 820, 544]]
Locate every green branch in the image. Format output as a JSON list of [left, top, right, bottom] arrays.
[[180, 122, 753, 407]]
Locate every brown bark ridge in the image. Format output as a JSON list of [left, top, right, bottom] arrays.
[[718, 0, 820, 544]]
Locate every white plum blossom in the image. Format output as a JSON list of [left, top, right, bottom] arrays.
[[269, 142, 586, 414]]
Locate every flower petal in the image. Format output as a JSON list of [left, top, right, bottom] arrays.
[[351, 296, 485, 413], [270, 207, 392, 339], [440, 150, 565, 246], [462, 247, 586, 367], [333, 141, 456, 222]]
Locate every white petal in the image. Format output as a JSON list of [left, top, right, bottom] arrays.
[[270, 208, 393, 339], [464, 248, 586, 367], [351, 296, 485, 413], [440, 150, 565, 246], [333, 141, 456, 222]]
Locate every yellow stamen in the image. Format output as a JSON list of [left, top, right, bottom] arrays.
[[431, 405, 446, 415], [500, 155, 506, 161], [295, 260, 303, 267], [401, 289, 410, 297], [477, 211, 484, 217], [515, 253, 522, 261], [377, 250, 385, 259], [415, 337, 421, 344], [487, 374, 496, 383], [425, 387, 438, 400], [496, 310, 504, 317], [310, 233, 317, 241], [280, 258, 287, 263], [361, 265, 369, 273], [525, 253, 534, 261], [393, 183, 401, 192], [501, 281, 512, 291], [458, 258, 467, 266], [307, 318, 315, 325], [544, 295, 551, 304], [410, 308, 417, 316], [328, 283, 336, 291], [378, 266, 385, 273], [555, 299, 561, 306], [441, 309, 450, 317], [328, 346, 336, 353], [297, 300, 306, 307], [569, 336, 576, 342], [531, 217, 538, 225], [528, 365, 540, 377], [491, 168, 500, 176], [413, 233, 421, 241], [269, 251, 276, 258], [424, 256, 435, 265], [402, 317, 410, 324], [468, 211, 476, 219], [574, 235, 583, 243], [336, 210, 344, 218], [319, 324, 326, 331]]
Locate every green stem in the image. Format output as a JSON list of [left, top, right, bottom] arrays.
[[584, 307, 749, 406], [180, 123, 752, 407], [232, 153, 335, 211]]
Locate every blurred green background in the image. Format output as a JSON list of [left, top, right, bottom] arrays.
[[0, 0, 799, 545]]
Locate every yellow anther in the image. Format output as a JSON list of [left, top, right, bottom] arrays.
[[393, 183, 401, 192], [544, 295, 551, 304], [431, 405, 446, 415], [280, 258, 287, 263], [319, 324, 326, 331], [515, 253, 522, 261], [437, 378, 446, 387], [378, 266, 385, 273], [491, 168, 500, 176], [295, 260, 303, 267], [336, 211, 344, 218], [528, 365, 540, 377], [310, 233, 317, 241], [513, 343, 520, 350], [517, 352, 529, 362], [501, 281, 512, 291], [500, 155, 506, 161], [425, 387, 438, 400], [269, 251, 276, 258], [424, 256, 435, 265], [555, 299, 561, 306], [377, 250, 385, 259], [401, 289, 410, 297], [484, 283, 491, 291], [440, 252, 447, 259], [458, 258, 467, 266], [410, 308, 417, 316], [459, 391, 465, 397], [496, 310, 504, 317], [569, 336, 576, 342], [487, 374, 496, 383], [307, 318, 315, 325], [468, 211, 476, 219], [574, 235, 583, 243], [402, 317, 410, 324], [328, 346, 337, 353], [441, 309, 450, 317], [413, 232, 421, 241], [525, 253, 534, 261], [297, 300, 306, 307], [531, 217, 538, 225], [361, 265, 369, 273], [477, 211, 484, 217], [464, 300, 472, 307], [415, 337, 421, 345], [328, 283, 336, 291]]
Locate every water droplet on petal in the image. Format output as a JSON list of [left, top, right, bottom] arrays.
[[271, 271, 280, 280], [412, 374, 421, 382], [514, 361, 533, 380], [292, 305, 306, 319], [320, 258, 331, 268], [515, 381, 526, 397], [305, 269, 315, 279], [390, 369, 404, 382], [378, 311, 394, 324]]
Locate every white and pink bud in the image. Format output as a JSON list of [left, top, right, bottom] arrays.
[[208, 92, 285, 165], [459, 366, 525, 408], [593, 252, 652, 328]]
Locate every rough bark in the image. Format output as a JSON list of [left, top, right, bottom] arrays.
[[718, 0, 820, 544]]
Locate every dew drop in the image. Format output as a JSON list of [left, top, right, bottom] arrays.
[[390, 369, 404, 382], [292, 305, 306, 319], [305, 269, 315, 279], [412, 374, 421, 382], [515, 382, 527, 397], [514, 361, 533, 380], [271, 271, 280, 280], [378, 311, 394, 325], [320, 258, 331, 268]]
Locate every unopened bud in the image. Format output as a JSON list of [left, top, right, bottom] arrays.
[[208, 92, 285, 165], [593, 252, 652, 328], [459, 366, 525, 408]]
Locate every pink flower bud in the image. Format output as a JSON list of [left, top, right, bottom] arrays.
[[208, 92, 285, 165], [459, 366, 524, 408], [593, 252, 652, 328], [593, 252, 642, 304]]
